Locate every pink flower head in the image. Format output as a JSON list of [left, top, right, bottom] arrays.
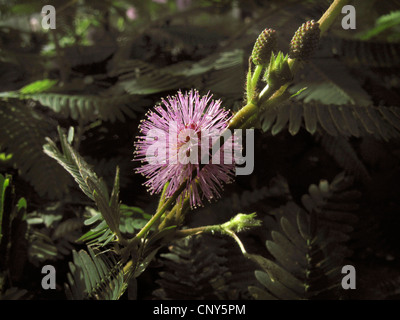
[[126, 6, 138, 20], [134, 89, 240, 208]]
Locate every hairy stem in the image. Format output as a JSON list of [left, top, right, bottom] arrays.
[[157, 182, 170, 213], [318, 0, 349, 35], [228, 102, 259, 130], [225, 230, 247, 255], [251, 65, 264, 94], [158, 196, 190, 231], [133, 181, 187, 241], [174, 225, 215, 238]]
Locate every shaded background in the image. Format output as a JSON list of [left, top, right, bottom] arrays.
[[1, 0, 400, 300]]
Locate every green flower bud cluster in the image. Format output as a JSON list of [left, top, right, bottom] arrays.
[[247, 20, 320, 106], [251, 28, 277, 67], [289, 20, 320, 61]]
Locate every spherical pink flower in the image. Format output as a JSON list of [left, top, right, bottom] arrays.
[[134, 90, 239, 208], [126, 6, 137, 20]]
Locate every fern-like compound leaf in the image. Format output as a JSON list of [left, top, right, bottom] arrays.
[[65, 247, 128, 300], [260, 101, 400, 142], [249, 173, 359, 299], [0, 101, 72, 199]]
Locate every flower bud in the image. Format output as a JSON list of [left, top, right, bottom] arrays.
[[265, 51, 293, 88], [221, 213, 262, 233], [251, 28, 277, 67], [289, 20, 320, 61]]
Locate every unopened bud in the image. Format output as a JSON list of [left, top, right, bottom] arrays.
[[251, 28, 277, 67], [221, 213, 262, 233], [289, 20, 320, 61]]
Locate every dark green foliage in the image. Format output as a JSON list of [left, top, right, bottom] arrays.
[[78, 207, 117, 247], [1, 0, 400, 301], [0, 174, 29, 298], [335, 38, 400, 68], [290, 58, 373, 107], [65, 247, 128, 300], [153, 234, 232, 300], [0, 287, 28, 300], [21, 93, 143, 123], [0, 101, 72, 199], [359, 10, 400, 41], [112, 48, 245, 101], [261, 101, 400, 141], [1, 83, 145, 123], [0, 174, 10, 241], [249, 173, 359, 299], [43, 128, 124, 246], [159, 181, 292, 300], [79, 205, 151, 247], [315, 133, 371, 182], [43, 128, 110, 202], [153, 233, 257, 300]]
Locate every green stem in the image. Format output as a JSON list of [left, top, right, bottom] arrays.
[[251, 65, 264, 92], [0, 175, 11, 243], [260, 83, 291, 112], [246, 65, 253, 102], [133, 181, 186, 241], [157, 182, 169, 212], [225, 230, 247, 255], [240, 83, 292, 129], [174, 225, 214, 238], [173, 228, 250, 261], [157, 196, 190, 231], [318, 0, 349, 35], [154, 182, 170, 228], [228, 102, 258, 130], [134, 198, 171, 239], [174, 228, 249, 260], [258, 82, 280, 105]]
